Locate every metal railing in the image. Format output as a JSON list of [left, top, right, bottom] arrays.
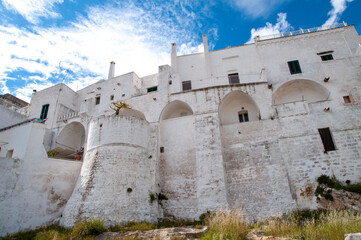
[[257, 22, 347, 41]]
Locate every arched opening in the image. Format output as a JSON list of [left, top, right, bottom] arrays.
[[54, 122, 85, 160], [273, 79, 330, 105], [219, 91, 260, 125], [158, 100, 197, 218], [160, 100, 193, 121], [116, 108, 146, 121]]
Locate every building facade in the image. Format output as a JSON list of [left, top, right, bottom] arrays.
[[0, 23, 361, 233]]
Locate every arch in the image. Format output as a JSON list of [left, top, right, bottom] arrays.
[[219, 91, 260, 125], [160, 100, 193, 120], [55, 122, 85, 159], [116, 108, 146, 121], [273, 79, 330, 105]]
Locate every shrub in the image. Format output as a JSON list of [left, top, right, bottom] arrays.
[[157, 193, 168, 201], [127, 188, 133, 193], [71, 218, 105, 237], [149, 193, 156, 203], [316, 174, 361, 195]]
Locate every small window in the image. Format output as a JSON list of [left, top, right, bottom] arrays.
[[321, 54, 333, 61], [6, 149, 13, 158], [343, 95, 353, 104], [182, 81, 192, 91], [110, 95, 114, 101], [147, 86, 158, 93], [238, 110, 249, 123], [160, 147, 164, 153], [228, 73, 240, 84], [95, 96, 101, 105], [288, 60, 302, 74], [40, 104, 49, 120], [318, 128, 336, 152]]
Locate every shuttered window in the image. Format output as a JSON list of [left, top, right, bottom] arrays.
[[228, 73, 240, 84], [318, 128, 336, 152], [40, 104, 49, 120], [182, 81, 192, 91], [288, 60, 302, 74]]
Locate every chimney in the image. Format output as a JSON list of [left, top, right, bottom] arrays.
[[108, 61, 115, 79], [202, 34, 209, 53], [171, 43, 177, 71]]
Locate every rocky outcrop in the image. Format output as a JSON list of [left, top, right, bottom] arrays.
[[96, 226, 208, 240], [246, 230, 295, 240], [316, 188, 361, 211]]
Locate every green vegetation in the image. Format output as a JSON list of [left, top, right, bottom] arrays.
[[149, 193, 156, 203], [4, 210, 361, 240], [47, 149, 59, 158], [260, 210, 361, 240], [201, 208, 250, 240], [316, 174, 361, 194]]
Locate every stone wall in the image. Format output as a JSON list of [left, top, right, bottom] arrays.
[[61, 115, 159, 227]]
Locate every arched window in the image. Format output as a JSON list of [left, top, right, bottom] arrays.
[[219, 91, 260, 125], [273, 79, 330, 105], [160, 100, 193, 121]]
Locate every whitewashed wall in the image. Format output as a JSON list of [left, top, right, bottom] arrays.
[[0, 122, 82, 236]]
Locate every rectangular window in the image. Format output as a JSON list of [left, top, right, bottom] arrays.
[[160, 147, 164, 153], [40, 104, 49, 120], [95, 96, 101, 105], [321, 54, 334, 61], [147, 86, 158, 93], [318, 128, 336, 152], [288, 60, 302, 74], [238, 110, 249, 123], [343, 96, 351, 104], [6, 149, 13, 158], [182, 81, 192, 91], [228, 73, 240, 84], [110, 95, 114, 101]]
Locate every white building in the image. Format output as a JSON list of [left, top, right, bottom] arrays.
[[1, 22, 361, 234]]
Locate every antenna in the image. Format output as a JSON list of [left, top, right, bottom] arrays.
[[56, 61, 71, 83]]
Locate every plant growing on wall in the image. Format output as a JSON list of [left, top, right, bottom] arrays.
[[110, 101, 131, 115], [47, 149, 59, 158]]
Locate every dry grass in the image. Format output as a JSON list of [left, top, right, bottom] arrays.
[[201, 208, 251, 240], [261, 210, 361, 240]]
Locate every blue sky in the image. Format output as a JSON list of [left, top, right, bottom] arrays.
[[0, 0, 359, 102]]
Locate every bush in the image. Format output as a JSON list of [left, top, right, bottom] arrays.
[[344, 182, 361, 194], [71, 218, 105, 237], [316, 174, 361, 194]]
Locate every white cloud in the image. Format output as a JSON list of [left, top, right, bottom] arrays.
[[246, 13, 291, 43], [1, 0, 63, 24], [323, 0, 353, 26], [0, 1, 207, 101], [227, 0, 289, 18], [0, 80, 9, 94]]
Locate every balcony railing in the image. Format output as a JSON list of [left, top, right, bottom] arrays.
[[257, 22, 347, 41], [57, 112, 80, 122]]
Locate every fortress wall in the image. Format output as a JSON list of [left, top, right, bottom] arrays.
[[0, 122, 81, 235], [278, 104, 361, 209], [221, 120, 297, 219], [61, 115, 159, 227], [220, 101, 361, 219], [159, 116, 198, 219]]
